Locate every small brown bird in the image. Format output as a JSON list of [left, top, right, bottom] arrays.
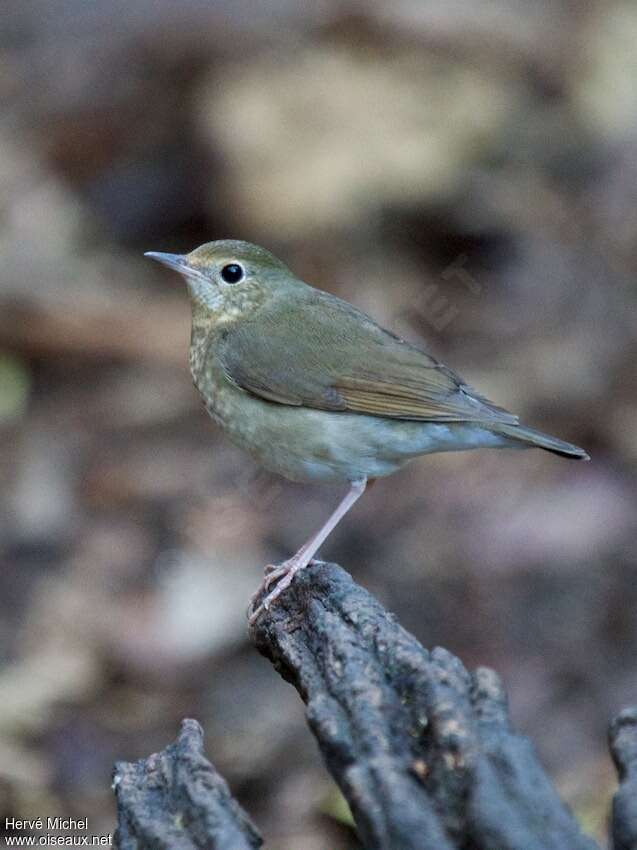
[[146, 240, 588, 622]]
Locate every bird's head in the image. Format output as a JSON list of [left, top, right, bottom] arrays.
[[145, 239, 294, 321]]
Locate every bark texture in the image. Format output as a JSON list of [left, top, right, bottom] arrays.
[[113, 718, 262, 850], [113, 561, 637, 850], [250, 561, 603, 850]]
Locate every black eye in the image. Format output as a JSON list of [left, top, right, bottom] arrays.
[[220, 263, 245, 284]]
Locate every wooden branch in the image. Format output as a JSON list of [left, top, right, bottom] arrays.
[[112, 562, 637, 850], [249, 561, 603, 850], [112, 719, 262, 850]]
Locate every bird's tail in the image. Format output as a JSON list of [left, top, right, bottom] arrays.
[[492, 423, 590, 460]]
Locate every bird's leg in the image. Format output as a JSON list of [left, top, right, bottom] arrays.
[[248, 478, 367, 624]]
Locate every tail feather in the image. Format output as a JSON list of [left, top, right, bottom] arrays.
[[493, 423, 590, 460]]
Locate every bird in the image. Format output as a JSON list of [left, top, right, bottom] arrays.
[[145, 240, 589, 623]]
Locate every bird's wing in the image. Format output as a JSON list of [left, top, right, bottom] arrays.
[[219, 289, 518, 424]]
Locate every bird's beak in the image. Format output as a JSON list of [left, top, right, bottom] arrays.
[[144, 251, 190, 273]]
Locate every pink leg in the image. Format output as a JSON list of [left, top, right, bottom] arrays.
[[248, 478, 367, 624]]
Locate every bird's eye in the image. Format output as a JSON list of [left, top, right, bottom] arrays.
[[220, 263, 245, 284]]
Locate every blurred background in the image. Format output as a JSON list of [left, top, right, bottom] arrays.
[[1, 1, 636, 846]]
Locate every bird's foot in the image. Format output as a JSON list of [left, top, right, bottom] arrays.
[[248, 564, 288, 609], [247, 563, 293, 619], [248, 557, 319, 625]]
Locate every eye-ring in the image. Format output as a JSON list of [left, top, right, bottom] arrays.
[[220, 263, 245, 284]]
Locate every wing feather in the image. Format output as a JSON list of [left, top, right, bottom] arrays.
[[219, 288, 517, 425]]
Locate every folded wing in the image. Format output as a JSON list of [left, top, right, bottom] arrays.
[[219, 289, 518, 425]]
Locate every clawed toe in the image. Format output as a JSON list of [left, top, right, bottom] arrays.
[[263, 565, 288, 591], [247, 603, 264, 626], [248, 556, 321, 625], [248, 562, 289, 624]]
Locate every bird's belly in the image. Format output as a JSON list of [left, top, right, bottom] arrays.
[[201, 376, 509, 484]]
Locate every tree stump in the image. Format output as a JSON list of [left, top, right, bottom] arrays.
[[113, 561, 637, 850]]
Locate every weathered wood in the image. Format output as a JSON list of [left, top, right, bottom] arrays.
[[250, 561, 602, 850], [112, 561, 636, 850], [112, 718, 262, 850]]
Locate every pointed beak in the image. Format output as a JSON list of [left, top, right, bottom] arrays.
[[144, 251, 189, 273]]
